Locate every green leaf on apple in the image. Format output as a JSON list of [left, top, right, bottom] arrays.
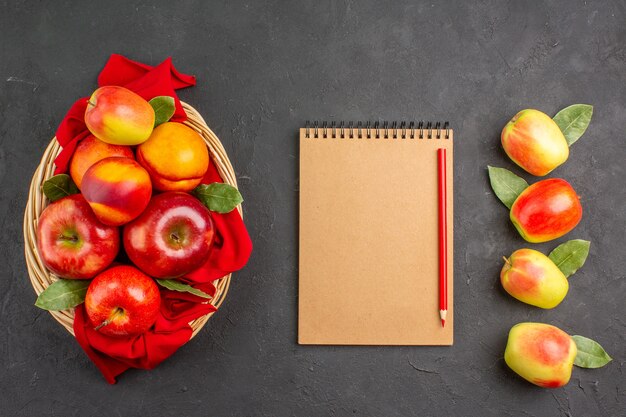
[[487, 166, 529, 209], [42, 174, 79, 202], [192, 183, 243, 214], [149, 96, 176, 127], [572, 335, 612, 368], [155, 279, 212, 299], [548, 239, 591, 277], [553, 104, 593, 146], [34, 279, 90, 311]]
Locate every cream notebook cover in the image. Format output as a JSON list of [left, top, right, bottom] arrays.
[[298, 122, 453, 345]]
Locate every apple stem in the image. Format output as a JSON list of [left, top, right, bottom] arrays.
[[502, 256, 510, 265], [94, 307, 124, 332], [93, 320, 109, 331], [87, 99, 96, 107]]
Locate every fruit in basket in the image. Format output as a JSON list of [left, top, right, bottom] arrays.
[[510, 178, 582, 243], [501, 109, 569, 176], [123, 192, 215, 278], [85, 265, 161, 337], [504, 323, 577, 388], [36, 194, 119, 279], [501, 249, 568, 309], [84, 86, 155, 146], [81, 157, 152, 226], [69, 134, 134, 189], [137, 122, 209, 192]]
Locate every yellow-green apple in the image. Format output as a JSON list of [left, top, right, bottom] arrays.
[[36, 194, 119, 279], [501, 249, 568, 308], [510, 178, 582, 243], [501, 109, 569, 176], [505, 323, 577, 388], [123, 192, 215, 278], [69, 134, 134, 189], [81, 157, 152, 226], [85, 265, 161, 337], [136, 122, 210, 192], [84, 86, 155, 146]]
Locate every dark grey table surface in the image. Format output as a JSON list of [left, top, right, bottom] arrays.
[[1, 1, 624, 416]]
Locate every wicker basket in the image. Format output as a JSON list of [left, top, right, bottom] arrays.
[[23, 102, 240, 338]]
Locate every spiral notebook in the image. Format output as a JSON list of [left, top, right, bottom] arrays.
[[298, 121, 454, 345]]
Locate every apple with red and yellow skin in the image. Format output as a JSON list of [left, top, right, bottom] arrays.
[[502, 109, 569, 176], [85, 265, 161, 337], [501, 249, 568, 309], [36, 194, 119, 279], [81, 157, 152, 226], [69, 134, 134, 189], [123, 192, 215, 278], [505, 323, 577, 388], [84, 86, 155, 146], [510, 178, 582, 243]]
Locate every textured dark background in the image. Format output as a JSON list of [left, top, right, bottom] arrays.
[[1, 1, 624, 416]]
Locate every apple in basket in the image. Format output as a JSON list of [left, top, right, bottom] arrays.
[[86, 265, 161, 337], [69, 134, 134, 190], [123, 192, 215, 278], [36, 194, 119, 279], [84, 86, 155, 146], [81, 156, 152, 226]]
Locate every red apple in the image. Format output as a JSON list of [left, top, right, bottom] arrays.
[[85, 265, 161, 337], [84, 86, 155, 146], [510, 178, 582, 243], [123, 192, 215, 278], [36, 194, 119, 279]]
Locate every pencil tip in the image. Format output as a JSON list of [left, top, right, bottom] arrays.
[[441, 319, 445, 327]]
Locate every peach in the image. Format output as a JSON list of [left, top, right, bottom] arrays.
[[505, 323, 577, 388], [81, 157, 152, 226], [69, 134, 134, 189], [510, 178, 582, 243], [136, 122, 209, 192], [84, 86, 155, 146], [501, 249, 568, 309], [502, 109, 569, 176]]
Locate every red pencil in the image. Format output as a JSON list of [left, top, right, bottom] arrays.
[[437, 148, 448, 328]]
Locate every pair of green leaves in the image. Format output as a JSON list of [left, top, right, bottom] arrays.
[[550, 241, 611, 368], [35, 278, 212, 311]]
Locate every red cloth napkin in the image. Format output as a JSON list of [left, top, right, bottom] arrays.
[[54, 55, 252, 383]]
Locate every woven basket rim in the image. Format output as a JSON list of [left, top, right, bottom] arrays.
[[23, 101, 240, 339]]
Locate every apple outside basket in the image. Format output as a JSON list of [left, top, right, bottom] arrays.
[[23, 102, 241, 338]]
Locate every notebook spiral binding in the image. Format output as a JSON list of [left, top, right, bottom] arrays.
[[304, 120, 451, 139]]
